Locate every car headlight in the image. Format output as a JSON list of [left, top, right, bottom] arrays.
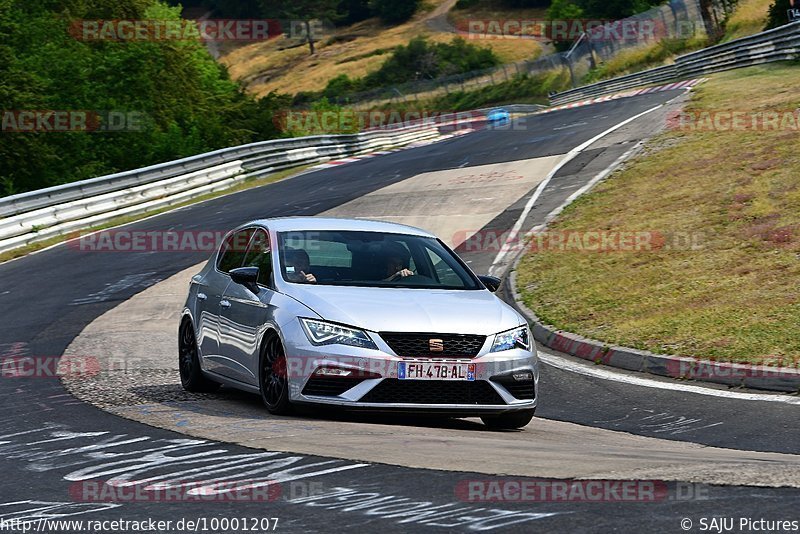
[[491, 326, 530, 352], [300, 318, 377, 350]]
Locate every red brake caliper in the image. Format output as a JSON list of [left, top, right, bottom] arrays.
[[272, 353, 287, 379]]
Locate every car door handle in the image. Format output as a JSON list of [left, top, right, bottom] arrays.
[[197, 293, 207, 301], [220, 300, 231, 309]]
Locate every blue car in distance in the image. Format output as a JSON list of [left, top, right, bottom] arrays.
[[486, 108, 510, 127]]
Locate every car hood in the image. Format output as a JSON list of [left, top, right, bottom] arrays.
[[282, 285, 522, 335]]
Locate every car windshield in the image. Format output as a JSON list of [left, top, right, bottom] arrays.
[[277, 230, 481, 290]]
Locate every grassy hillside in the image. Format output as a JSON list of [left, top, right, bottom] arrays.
[[219, 0, 543, 98], [516, 63, 800, 366], [722, 0, 772, 41], [573, 0, 773, 84]]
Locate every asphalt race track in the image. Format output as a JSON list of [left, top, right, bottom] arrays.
[[1, 90, 799, 533]]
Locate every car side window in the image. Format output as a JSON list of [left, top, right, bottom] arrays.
[[243, 229, 272, 287], [217, 228, 255, 273]]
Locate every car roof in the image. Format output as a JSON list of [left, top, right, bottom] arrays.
[[245, 217, 437, 238]]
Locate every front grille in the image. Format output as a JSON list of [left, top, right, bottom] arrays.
[[302, 377, 366, 397], [380, 332, 486, 358], [359, 379, 506, 405], [491, 375, 536, 400]]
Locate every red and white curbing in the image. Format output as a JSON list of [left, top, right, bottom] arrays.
[[542, 78, 708, 114], [311, 149, 404, 170]]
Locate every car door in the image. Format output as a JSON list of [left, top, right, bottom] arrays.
[[217, 227, 275, 386], [200, 227, 255, 378]]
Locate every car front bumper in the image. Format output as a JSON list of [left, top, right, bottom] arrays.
[[281, 321, 538, 415]]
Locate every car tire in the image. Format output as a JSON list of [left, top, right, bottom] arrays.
[[260, 333, 293, 415], [179, 320, 221, 393], [481, 409, 535, 430]]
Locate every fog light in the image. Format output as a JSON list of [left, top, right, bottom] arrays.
[[512, 371, 533, 381], [313, 367, 353, 377]]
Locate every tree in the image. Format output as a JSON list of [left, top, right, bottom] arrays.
[[369, 0, 420, 24], [766, 0, 793, 29], [0, 0, 290, 194], [269, 0, 340, 55], [206, 0, 265, 18], [500, 0, 550, 6], [576, 0, 660, 20], [361, 36, 499, 87], [547, 0, 584, 51], [337, 0, 372, 25]]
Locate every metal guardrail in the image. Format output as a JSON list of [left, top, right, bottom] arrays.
[[550, 21, 800, 106], [676, 20, 800, 77], [550, 65, 678, 105], [0, 124, 451, 255], [0, 104, 550, 257]]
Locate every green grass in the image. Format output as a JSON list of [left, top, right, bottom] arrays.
[[515, 63, 800, 366], [583, 36, 709, 84], [581, 0, 773, 83], [430, 70, 570, 110], [0, 165, 310, 264], [722, 0, 772, 42]]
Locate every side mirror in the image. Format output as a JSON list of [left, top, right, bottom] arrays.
[[479, 275, 502, 293], [230, 267, 261, 294]]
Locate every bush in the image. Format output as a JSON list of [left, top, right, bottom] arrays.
[[281, 98, 360, 136], [546, 0, 585, 19], [455, 0, 481, 9], [312, 37, 500, 104], [424, 71, 570, 111], [363, 37, 499, 86], [369, 0, 421, 24], [323, 74, 362, 99], [501, 0, 551, 6], [578, 0, 662, 19]]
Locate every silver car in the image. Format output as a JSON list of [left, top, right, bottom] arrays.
[[179, 217, 538, 429]]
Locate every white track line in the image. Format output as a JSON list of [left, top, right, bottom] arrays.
[[539, 350, 800, 404], [501, 86, 797, 400], [488, 103, 664, 275], [527, 140, 645, 235]]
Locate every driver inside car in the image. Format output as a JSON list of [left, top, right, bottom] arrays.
[[382, 242, 414, 281], [284, 248, 317, 284]]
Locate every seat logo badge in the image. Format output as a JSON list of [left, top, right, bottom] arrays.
[[429, 339, 444, 352]]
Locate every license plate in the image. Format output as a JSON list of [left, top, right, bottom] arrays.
[[398, 362, 475, 381]]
